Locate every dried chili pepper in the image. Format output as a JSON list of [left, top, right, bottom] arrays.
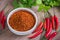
[[43, 20, 46, 30], [0, 10, 4, 22], [27, 29, 43, 39], [1, 15, 6, 29], [48, 38, 52, 40], [54, 15, 58, 30], [48, 32, 57, 40], [45, 18, 50, 31], [0, 10, 6, 29], [51, 16, 55, 29], [47, 11, 55, 30], [59, 22, 60, 25], [33, 22, 43, 33], [45, 22, 52, 38]]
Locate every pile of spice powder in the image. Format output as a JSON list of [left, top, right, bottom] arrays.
[[9, 10, 36, 31]]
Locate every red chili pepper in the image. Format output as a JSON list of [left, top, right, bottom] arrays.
[[58, 22, 60, 26], [54, 15, 58, 30], [27, 29, 43, 39], [0, 10, 4, 22], [48, 32, 57, 40], [43, 20, 46, 30], [45, 22, 52, 38], [51, 16, 55, 29], [0, 10, 6, 29], [33, 22, 43, 33], [48, 38, 52, 40], [45, 18, 50, 31], [1, 15, 6, 29]]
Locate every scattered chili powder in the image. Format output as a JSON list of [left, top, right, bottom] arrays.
[[9, 10, 36, 31]]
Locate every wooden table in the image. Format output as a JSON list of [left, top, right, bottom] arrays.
[[0, 0, 60, 40]]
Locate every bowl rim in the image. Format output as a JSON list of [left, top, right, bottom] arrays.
[[7, 8, 38, 35]]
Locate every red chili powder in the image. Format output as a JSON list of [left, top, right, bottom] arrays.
[[9, 10, 36, 31]]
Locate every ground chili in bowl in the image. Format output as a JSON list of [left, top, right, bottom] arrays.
[[7, 8, 38, 35], [9, 10, 35, 31]]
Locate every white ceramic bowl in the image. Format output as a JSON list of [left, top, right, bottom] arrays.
[[7, 8, 38, 35]]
